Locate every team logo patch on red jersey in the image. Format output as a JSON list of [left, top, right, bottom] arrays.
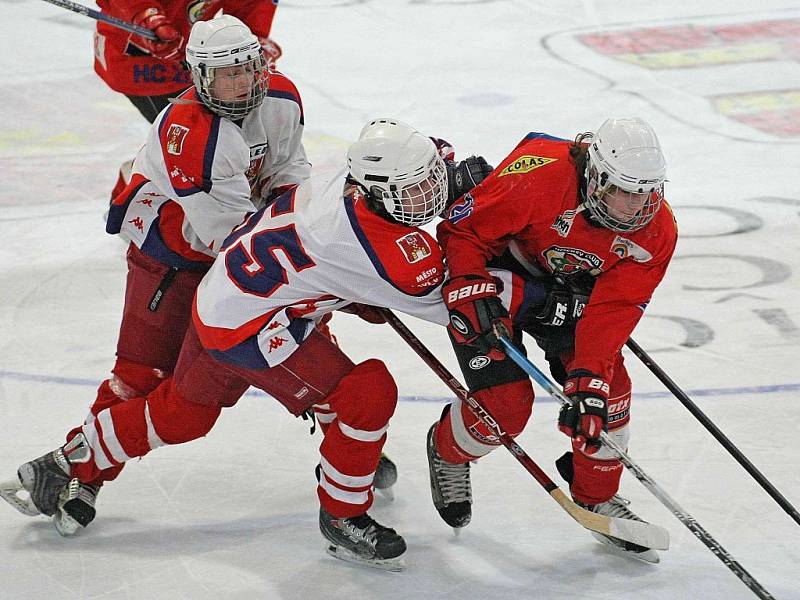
[[497, 155, 557, 177], [166, 124, 190, 156], [543, 245, 603, 275], [396, 232, 432, 264]]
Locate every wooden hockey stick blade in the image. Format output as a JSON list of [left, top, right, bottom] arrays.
[[551, 487, 670, 550]]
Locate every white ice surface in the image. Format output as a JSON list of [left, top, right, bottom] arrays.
[[1, 1, 799, 599]]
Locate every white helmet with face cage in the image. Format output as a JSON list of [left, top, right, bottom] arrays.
[[347, 118, 448, 226], [584, 118, 666, 232], [185, 15, 268, 120]]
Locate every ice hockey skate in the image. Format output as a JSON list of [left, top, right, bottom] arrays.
[[426, 423, 472, 530], [577, 495, 660, 563], [319, 508, 407, 571], [373, 453, 398, 500], [0, 433, 97, 536]]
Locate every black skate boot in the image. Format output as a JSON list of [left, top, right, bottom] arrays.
[[0, 433, 97, 536], [373, 453, 398, 500], [426, 423, 472, 529], [319, 508, 406, 571]]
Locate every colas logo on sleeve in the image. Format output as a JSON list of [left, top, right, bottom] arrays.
[[166, 124, 190, 156], [497, 155, 557, 177], [396, 232, 432, 264]]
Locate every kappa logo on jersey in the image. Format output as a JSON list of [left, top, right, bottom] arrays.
[[448, 193, 474, 224], [166, 124, 190, 156], [551, 208, 579, 237], [543, 246, 603, 275], [497, 155, 557, 177], [396, 232, 432, 264], [611, 235, 654, 263]]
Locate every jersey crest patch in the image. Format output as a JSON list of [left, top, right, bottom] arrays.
[[611, 236, 654, 263], [166, 124, 190, 156], [498, 155, 557, 177], [543, 245, 603, 275], [396, 232, 432, 264], [448, 193, 474, 224]]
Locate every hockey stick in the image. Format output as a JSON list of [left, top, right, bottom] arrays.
[[499, 337, 775, 600], [381, 309, 669, 550], [626, 337, 800, 527], [40, 0, 158, 40]]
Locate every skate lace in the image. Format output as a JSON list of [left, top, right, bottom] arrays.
[[591, 494, 643, 522], [433, 454, 472, 504], [344, 514, 383, 545]]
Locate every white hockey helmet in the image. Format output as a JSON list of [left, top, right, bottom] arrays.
[[583, 118, 666, 232], [185, 15, 268, 120], [347, 118, 448, 226]]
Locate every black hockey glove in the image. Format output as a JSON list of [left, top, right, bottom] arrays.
[[536, 281, 589, 327], [558, 370, 609, 454], [446, 156, 493, 205]]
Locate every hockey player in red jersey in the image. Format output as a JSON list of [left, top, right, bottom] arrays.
[[0, 119, 491, 570], [0, 15, 307, 536], [95, 0, 282, 199], [429, 118, 677, 563]]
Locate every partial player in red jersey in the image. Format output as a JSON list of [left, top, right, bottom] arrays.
[[430, 118, 677, 563], [95, 0, 282, 199], [0, 119, 492, 571]]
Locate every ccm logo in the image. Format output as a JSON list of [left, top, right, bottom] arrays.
[[447, 282, 496, 303]]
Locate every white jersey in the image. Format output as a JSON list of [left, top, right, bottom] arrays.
[[107, 73, 310, 269], [194, 170, 450, 367]]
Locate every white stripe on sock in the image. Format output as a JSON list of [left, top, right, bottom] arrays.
[[320, 455, 374, 488], [81, 419, 114, 470], [337, 420, 388, 443], [96, 409, 133, 464], [318, 471, 370, 506]]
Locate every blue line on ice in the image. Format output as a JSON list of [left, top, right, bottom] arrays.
[[1, 369, 797, 403]]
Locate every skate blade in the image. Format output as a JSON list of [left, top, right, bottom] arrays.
[[0, 479, 40, 517], [325, 543, 405, 572], [590, 532, 660, 564]]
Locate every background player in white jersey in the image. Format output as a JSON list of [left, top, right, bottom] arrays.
[[0, 119, 491, 570], [0, 15, 308, 534]]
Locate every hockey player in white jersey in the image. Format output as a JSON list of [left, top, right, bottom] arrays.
[[1, 119, 491, 570], [0, 15, 309, 535]]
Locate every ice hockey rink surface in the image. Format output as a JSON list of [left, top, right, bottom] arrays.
[[1, 1, 799, 598]]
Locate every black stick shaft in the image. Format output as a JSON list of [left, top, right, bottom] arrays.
[[41, 0, 158, 40], [626, 337, 800, 527]]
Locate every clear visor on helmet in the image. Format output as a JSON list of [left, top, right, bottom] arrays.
[[585, 165, 664, 232], [194, 54, 268, 120], [374, 156, 448, 226]]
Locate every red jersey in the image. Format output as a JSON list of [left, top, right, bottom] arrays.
[[94, 0, 278, 96], [437, 132, 678, 381]]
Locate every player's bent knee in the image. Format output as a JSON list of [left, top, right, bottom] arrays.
[[148, 379, 222, 445], [331, 359, 398, 427], [474, 379, 534, 437]]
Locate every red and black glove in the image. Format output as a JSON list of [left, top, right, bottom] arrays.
[[557, 370, 609, 454], [132, 8, 184, 61], [443, 275, 511, 361]]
